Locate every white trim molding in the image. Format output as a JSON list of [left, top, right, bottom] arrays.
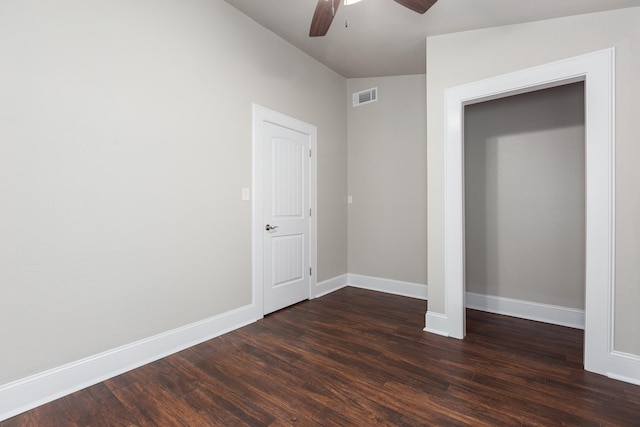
[[3, 275, 636, 421], [0, 305, 258, 422], [424, 312, 450, 337], [348, 274, 428, 300], [313, 274, 349, 299], [607, 351, 640, 386], [440, 48, 617, 379], [465, 292, 585, 330]]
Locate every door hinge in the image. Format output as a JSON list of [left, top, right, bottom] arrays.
[[309, 149, 312, 158], [309, 267, 312, 276], [309, 208, 312, 217]]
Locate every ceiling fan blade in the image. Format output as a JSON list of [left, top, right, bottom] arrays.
[[392, 0, 437, 14], [309, 0, 341, 37]]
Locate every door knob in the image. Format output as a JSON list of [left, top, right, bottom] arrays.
[[265, 224, 279, 231]]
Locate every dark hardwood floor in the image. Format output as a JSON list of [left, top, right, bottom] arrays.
[[3, 287, 639, 426]]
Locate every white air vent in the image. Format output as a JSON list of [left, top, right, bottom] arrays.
[[353, 87, 378, 107]]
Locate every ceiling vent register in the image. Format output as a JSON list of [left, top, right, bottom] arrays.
[[353, 87, 378, 107]]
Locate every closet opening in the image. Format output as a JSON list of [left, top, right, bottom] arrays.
[[438, 49, 615, 377], [463, 82, 585, 344]]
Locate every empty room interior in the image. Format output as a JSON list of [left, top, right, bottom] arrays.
[[1, 0, 639, 424]]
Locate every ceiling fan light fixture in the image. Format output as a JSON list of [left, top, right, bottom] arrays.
[[311, 0, 436, 37]]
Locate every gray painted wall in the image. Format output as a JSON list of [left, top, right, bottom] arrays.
[[347, 75, 428, 285], [0, 0, 348, 385], [464, 83, 585, 309]]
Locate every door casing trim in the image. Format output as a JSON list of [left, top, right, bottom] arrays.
[[434, 48, 615, 377]]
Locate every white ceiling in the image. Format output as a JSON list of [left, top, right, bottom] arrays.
[[224, 0, 640, 78]]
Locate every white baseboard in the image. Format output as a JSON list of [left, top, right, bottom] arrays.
[[424, 311, 450, 337], [313, 274, 348, 298], [465, 292, 585, 330], [4, 281, 634, 422], [607, 351, 640, 386], [425, 293, 640, 386], [347, 274, 428, 300], [0, 304, 258, 422]]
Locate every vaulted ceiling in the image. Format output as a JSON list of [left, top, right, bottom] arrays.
[[224, 0, 640, 78]]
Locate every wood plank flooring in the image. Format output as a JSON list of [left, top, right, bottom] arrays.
[[2, 287, 639, 426]]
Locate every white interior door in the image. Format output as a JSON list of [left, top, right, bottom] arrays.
[[262, 122, 310, 314]]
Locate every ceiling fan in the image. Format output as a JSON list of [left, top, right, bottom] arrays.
[[310, 0, 437, 37]]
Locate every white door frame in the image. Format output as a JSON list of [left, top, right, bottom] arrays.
[[440, 49, 615, 377], [251, 104, 317, 318]]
